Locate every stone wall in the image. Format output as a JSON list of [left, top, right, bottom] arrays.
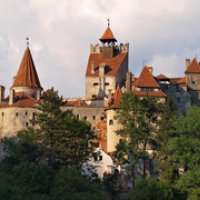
[[106, 109, 122, 153], [61, 106, 106, 127], [0, 107, 37, 138], [86, 76, 116, 98]]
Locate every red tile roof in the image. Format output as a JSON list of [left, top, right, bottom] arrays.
[[177, 77, 186, 85], [0, 92, 38, 108], [136, 66, 160, 88], [157, 74, 169, 80], [12, 47, 42, 89], [86, 52, 128, 76], [99, 26, 117, 42], [111, 87, 122, 108], [133, 90, 167, 98], [185, 58, 200, 73], [170, 77, 183, 84]]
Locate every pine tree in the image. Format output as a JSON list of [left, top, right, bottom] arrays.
[[33, 88, 95, 167]]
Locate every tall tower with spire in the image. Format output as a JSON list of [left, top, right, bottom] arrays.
[[11, 40, 43, 100], [0, 40, 43, 138], [85, 21, 129, 99]]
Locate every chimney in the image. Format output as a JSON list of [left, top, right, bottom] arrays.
[[0, 86, 5, 103], [148, 67, 153, 74], [9, 89, 15, 105], [185, 59, 190, 69], [126, 72, 133, 92], [36, 89, 41, 100], [91, 61, 95, 74], [99, 63, 106, 77]]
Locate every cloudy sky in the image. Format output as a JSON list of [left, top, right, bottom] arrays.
[[0, 0, 200, 97]]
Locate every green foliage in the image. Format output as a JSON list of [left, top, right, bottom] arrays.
[[0, 88, 104, 200], [51, 166, 106, 200], [33, 88, 95, 167], [173, 106, 200, 137], [176, 169, 200, 200], [116, 93, 160, 177], [127, 178, 185, 200]]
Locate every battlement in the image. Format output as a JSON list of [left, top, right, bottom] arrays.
[[90, 43, 129, 54]]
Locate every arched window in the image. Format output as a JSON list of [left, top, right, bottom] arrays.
[[109, 119, 113, 125]]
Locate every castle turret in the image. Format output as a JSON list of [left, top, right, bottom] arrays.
[[11, 40, 43, 99], [85, 21, 129, 98], [185, 58, 200, 105]]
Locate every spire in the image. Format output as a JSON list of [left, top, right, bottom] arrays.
[[99, 20, 117, 43], [26, 37, 29, 47], [12, 45, 42, 90]]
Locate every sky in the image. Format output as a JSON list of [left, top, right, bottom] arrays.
[[1, 0, 200, 97]]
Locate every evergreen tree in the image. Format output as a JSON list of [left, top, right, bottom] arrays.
[[155, 97, 178, 183], [34, 88, 95, 167], [116, 92, 160, 178]]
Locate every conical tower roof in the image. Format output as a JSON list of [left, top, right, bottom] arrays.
[[185, 58, 200, 73], [99, 25, 117, 43], [12, 47, 42, 89]]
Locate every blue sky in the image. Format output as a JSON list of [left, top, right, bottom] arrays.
[[0, 0, 200, 97]]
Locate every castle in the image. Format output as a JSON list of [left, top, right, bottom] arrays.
[[0, 23, 199, 153]]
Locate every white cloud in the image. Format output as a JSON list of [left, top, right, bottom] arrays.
[[1, 0, 200, 96]]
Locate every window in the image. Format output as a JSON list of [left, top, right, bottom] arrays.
[[109, 119, 114, 125], [16, 112, 19, 117], [25, 112, 28, 116], [83, 116, 87, 120], [105, 82, 110, 86], [77, 114, 79, 119], [32, 112, 36, 125], [26, 122, 29, 127], [93, 116, 96, 120], [2, 112, 4, 117], [93, 83, 98, 86], [176, 84, 180, 91], [100, 116, 104, 121], [141, 88, 154, 92], [177, 97, 181, 104]]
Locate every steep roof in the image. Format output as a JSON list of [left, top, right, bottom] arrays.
[[136, 67, 160, 88], [86, 52, 128, 77], [12, 47, 42, 89], [99, 26, 117, 42], [185, 58, 200, 73], [111, 87, 122, 108]]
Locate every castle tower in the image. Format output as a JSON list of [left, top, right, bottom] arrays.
[[11, 43, 43, 99], [85, 21, 129, 98], [185, 58, 200, 105]]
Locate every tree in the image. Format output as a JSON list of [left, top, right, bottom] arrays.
[[116, 92, 160, 178], [167, 106, 200, 171], [127, 178, 185, 200], [32, 88, 95, 167], [176, 169, 200, 200], [50, 166, 106, 200], [155, 97, 178, 183], [0, 88, 106, 200]]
